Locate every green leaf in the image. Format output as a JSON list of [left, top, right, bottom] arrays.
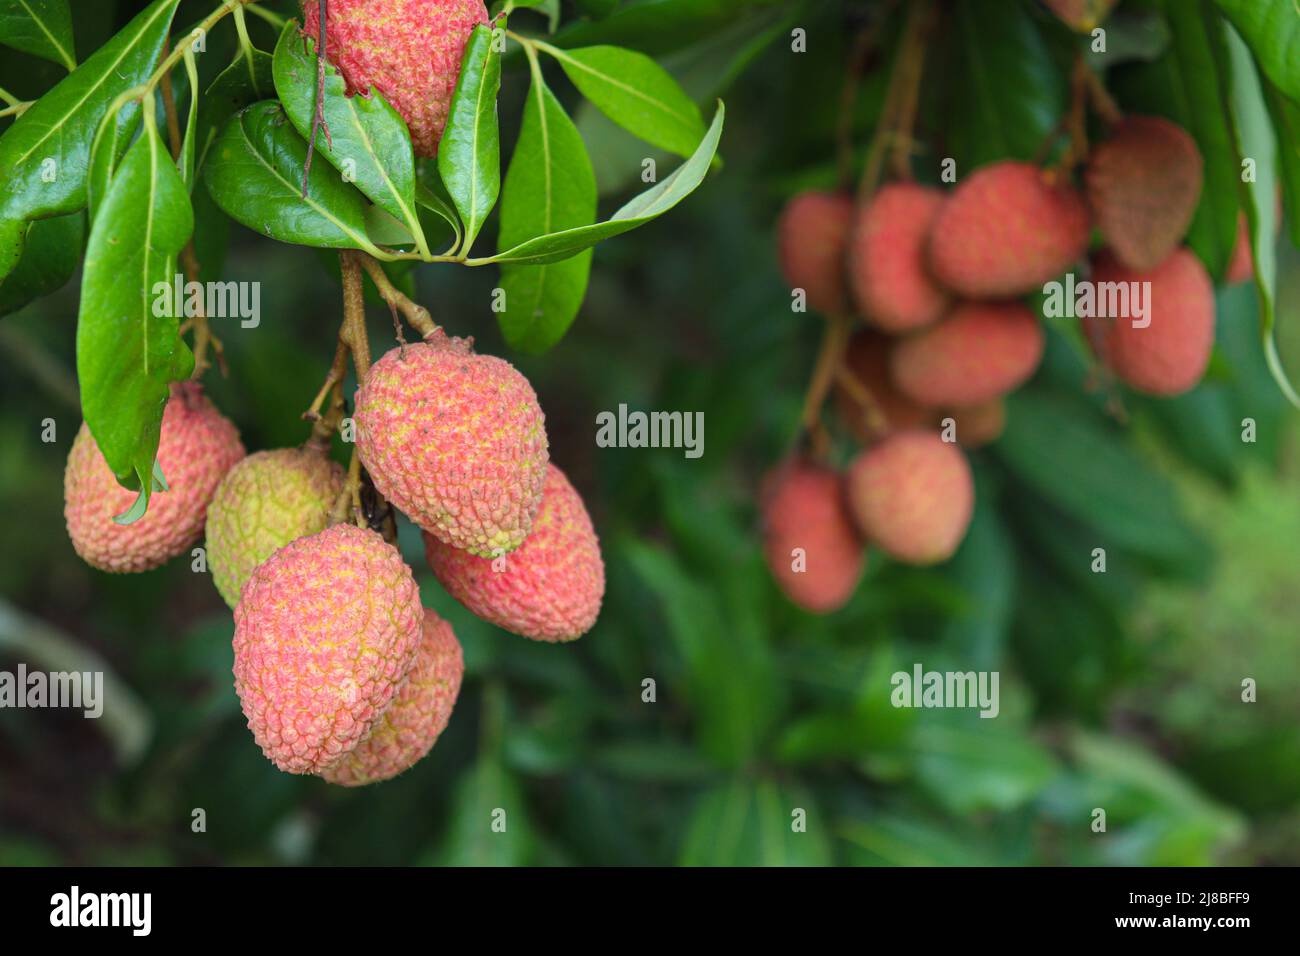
[[438, 22, 503, 255], [0, 216, 23, 282], [0, 210, 83, 316], [203, 101, 380, 253], [913, 715, 1059, 816], [432, 759, 534, 866], [945, 0, 1065, 169], [479, 99, 723, 266], [0, 0, 75, 71], [679, 780, 831, 866], [196, 45, 275, 180], [75, 116, 194, 506], [86, 101, 140, 225], [541, 42, 705, 158], [1114, 0, 1239, 277], [272, 21, 427, 254], [1221, 25, 1296, 405], [0, 0, 180, 222], [496, 68, 596, 353], [1264, 81, 1300, 248], [177, 50, 199, 191], [1212, 0, 1300, 103], [996, 389, 1206, 566]]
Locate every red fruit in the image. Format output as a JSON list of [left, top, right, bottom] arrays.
[[929, 161, 1092, 297], [846, 430, 974, 566], [1225, 213, 1255, 285], [891, 301, 1045, 407], [834, 328, 935, 442], [1086, 116, 1203, 271], [849, 182, 949, 332], [1085, 248, 1214, 396], [776, 190, 854, 315], [761, 463, 864, 613]]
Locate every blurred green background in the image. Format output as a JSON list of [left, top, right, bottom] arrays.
[[2, 0, 1299, 866]]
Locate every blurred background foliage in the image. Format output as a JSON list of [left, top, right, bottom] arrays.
[[1, 0, 1299, 866]]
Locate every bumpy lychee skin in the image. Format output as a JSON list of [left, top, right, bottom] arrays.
[[929, 161, 1092, 298], [944, 398, 1006, 449], [849, 182, 949, 332], [891, 301, 1045, 407], [320, 609, 463, 787], [1086, 116, 1203, 271], [761, 462, 865, 613], [423, 464, 604, 642], [233, 523, 422, 775], [846, 430, 973, 566], [205, 448, 345, 607], [64, 382, 245, 573], [302, 0, 489, 158], [1085, 248, 1214, 397], [776, 190, 854, 315], [355, 331, 549, 556], [834, 328, 935, 443]]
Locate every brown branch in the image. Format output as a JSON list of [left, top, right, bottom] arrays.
[[886, 0, 933, 181], [356, 253, 438, 340], [799, 313, 852, 452], [834, 4, 895, 190], [331, 251, 373, 526], [304, 336, 349, 450], [834, 364, 888, 437], [1083, 61, 1124, 126]]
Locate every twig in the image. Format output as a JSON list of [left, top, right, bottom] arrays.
[[356, 253, 438, 339], [1082, 61, 1123, 126], [886, 0, 933, 181], [799, 313, 852, 452], [834, 364, 888, 437], [304, 336, 349, 449], [331, 251, 373, 526], [834, 5, 894, 190]]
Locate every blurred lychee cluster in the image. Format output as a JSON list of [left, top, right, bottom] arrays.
[[764, 94, 1258, 614], [63, 330, 604, 785]]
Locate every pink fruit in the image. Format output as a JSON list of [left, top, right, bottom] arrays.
[[833, 328, 936, 442], [849, 182, 949, 331], [776, 190, 855, 315], [64, 382, 244, 573]]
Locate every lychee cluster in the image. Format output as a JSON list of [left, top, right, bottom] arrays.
[[767, 112, 1217, 612]]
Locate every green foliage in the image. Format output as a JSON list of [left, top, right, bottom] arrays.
[[1212, 0, 1300, 102], [439, 23, 504, 255], [0, 0, 75, 71]]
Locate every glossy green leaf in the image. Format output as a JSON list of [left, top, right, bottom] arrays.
[[196, 45, 275, 179], [203, 101, 380, 253], [542, 43, 705, 158], [76, 117, 194, 507], [86, 101, 140, 225], [0, 217, 23, 282], [480, 99, 723, 266], [0, 210, 83, 316], [439, 22, 502, 255], [680, 780, 831, 866], [1115, 1, 1239, 277], [272, 21, 427, 253], [1212, 0, 1300, 103], [0, 0, 75, 71], [496, 70, 595, 353], [176, 49, 199, 191], [0, 0, 179, 222], [1264, 81, 1300, 248]]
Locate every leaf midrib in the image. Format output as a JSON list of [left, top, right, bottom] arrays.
[[16, 0, 75, 71]]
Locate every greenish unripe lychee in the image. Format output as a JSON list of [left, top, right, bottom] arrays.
[[205, 447, 345, 607]]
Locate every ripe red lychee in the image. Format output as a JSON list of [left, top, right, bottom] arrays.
[[64, 382, 244, 573], [1085, 247, 1214, 396], [233, 523, 423, 775], [1085, 116, 1203, 271], [846, 430, 973, 566], [891, 301, 1045, 407], [761, 462, 865, 613], [320, 608, 463, 787], [944, 398, 1006, 449], [833, 328, 935, 443], [423, 464, 604, 642], [205, 447, 345, 607], [302, 0, 489, 158], [776, 190, 854, 315], [929, 161, 1092, 298], [849, 182, 949, 332], [355, 330, 549, 557]]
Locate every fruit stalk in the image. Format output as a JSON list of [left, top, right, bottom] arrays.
[[356, 253, 439, 339]]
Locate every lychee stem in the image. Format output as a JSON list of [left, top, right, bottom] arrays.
[[834, 6, 892, 190], [798, 312, 852, 452], [304, 336, 348, 449], [355, 253, 439, 340], [332, 251, 376, 527], [833, 363, 888, 437], [856, 0, 930, 200]]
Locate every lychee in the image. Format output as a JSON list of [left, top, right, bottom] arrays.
[[944, 398, 1006, 449], [891, 301, 1045, 407], [233, 523, 422, 774], [846, 430, 973, 566], [1085, 115, 1203, 271], [319, 608, 463, 787], [301, 0, 489, 158], [64, 382, 244, 573], [849, 182, 949, 331], [929, 161, 1092, 297], [1085, 247, 1214, 396], [205, 447, 345, 607], [423, 464, 604, 642], [761, 462, 864, 613], [355, 330, 549, 557], [834, 328, 935, 443], [776, 190, 854, 315]]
